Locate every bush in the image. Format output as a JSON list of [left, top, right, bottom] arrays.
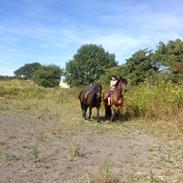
[[33, 65, 63, 87], [0, 87, 20, 96], [124, 81, 183, 119]]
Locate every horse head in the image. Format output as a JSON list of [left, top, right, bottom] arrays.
[[116, 78, 128, 93], [94, 84, 102, 99]]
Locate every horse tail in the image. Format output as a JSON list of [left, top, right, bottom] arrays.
[[78, 91, 83, 99], [78, 91, 86, 110]]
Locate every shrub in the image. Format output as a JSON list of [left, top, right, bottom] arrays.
[[124, 81, 183, 119], [32, 65, 63, 87]]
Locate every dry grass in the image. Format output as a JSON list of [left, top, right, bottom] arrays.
[[0, 80, 183, 183], [88, 161, 118, 183]]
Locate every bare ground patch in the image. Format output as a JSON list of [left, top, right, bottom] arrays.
[[0, 111, 183, 183]]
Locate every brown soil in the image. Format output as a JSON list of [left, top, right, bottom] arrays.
[[0, 111, 183, 183]]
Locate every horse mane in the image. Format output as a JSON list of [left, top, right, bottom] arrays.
[[115, 77, 127, 87], [90, 83, 102, 93]]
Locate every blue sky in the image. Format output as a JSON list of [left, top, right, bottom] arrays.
[[0, 0, 183, 75]]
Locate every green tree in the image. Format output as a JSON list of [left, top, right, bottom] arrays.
[[153, 39, 183, 83], [125, 49, 158, 85], [33, 65, 63, 87], [14, 62, 42, 79], [65, 44, 117, 87], [99, 65, 128, 85]]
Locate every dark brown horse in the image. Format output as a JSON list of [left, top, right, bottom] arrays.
[[103, 78, 127, 121], [79, 84, 102, 122]]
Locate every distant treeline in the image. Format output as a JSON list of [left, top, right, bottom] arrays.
[[0, 75, 16, 80], [14, 63, 63, 87], [4, 38, 183, 87], [65, 39, 183, 86]]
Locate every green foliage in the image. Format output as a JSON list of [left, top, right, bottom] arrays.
[[154, 39, 183, 67], [33, 65, 63, 87], [153, 39, 183, 84], [99, 39, 183, 86], [124, 81, 183, 119], [14, 62, 42, 79], [125, 49, 158, 85], [0, 82, 47, 99], [28, 145, 40, 163], [0, 87, 20, 96], [65, 44, 117, 87], [99, 65, 127, 85]]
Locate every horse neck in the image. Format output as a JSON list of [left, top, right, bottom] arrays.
[[113, 88, 122, 96], [90, 91, 98, 99], [115, 83, 123, 93]]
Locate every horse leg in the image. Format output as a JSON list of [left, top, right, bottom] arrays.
[[116, 111, 119, 121], [96, 107, 100, 122], [114, 108, 118, 121], [116, 107, 122, 121], [111, 107, 117, 122], [80, 102, 86, 119], [107, 107, 112, 121], [115, 107, 121, 121], [82, 108, 87, 119], [110, 108, 115, 122], [104, 105, 108, 120], [88, 107, 92, 120], [108, 107, 112, 120], [105, 104, 111, 121]]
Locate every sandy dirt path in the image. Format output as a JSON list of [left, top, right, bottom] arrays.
[[0, 111, 183, 183]]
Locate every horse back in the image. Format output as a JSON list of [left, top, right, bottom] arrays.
[[79, 90, 94, 105]]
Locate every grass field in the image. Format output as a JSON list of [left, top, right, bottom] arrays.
[[0, 80, 183, 183]]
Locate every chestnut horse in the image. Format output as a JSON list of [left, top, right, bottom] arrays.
[[103, 78, 127, 121], [79, 84, 102, 122]]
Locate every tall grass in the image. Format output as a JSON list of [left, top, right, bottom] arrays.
[[0, 80, 82, 124], [1, 79, 183, 122], [0, 79, 80, 101], [124, 81, 183, 120]]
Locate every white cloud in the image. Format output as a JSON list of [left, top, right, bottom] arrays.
[[88, 33, 151, 61], [0, 0, 183, 74]]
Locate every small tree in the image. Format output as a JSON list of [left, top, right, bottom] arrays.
[[14, 62, 42, 79], [125, 49, 158, 85], [33, 65, 63, 87]]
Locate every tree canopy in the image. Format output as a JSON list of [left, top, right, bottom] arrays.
[[32, 65, 63, 87], [99, 65, 128, 85], [154, 39, 183, 67], [124, 49, 158, 85], [14, 62, 42, 79], [13, 39, 183, 87], [100, 39, 183, 86], [153, 39, 183, 83], [65, 44, 117, 87]]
